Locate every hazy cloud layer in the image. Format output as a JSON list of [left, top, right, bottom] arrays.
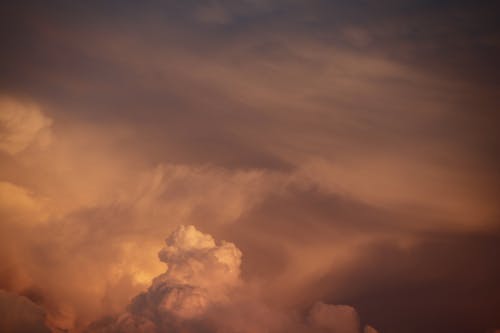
[[0, 1, 499, 333]]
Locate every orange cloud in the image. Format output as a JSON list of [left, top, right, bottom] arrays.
[[0, 96, 52, 155]]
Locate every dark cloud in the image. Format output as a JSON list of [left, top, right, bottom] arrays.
[[0, 290, 52, 333], [312, 229, 500, 333]]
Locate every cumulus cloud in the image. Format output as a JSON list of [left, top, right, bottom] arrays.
[[156, 225, 241, 291], [85, 226, 379, 333], [150, 225, 241, 318], [0, 96, 52, 154], [88, 225, 242, 332], [0, 131, 281, 332]]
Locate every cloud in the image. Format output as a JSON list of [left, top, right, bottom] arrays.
[[88, 225, 242, 332], [306, 302, 381, 333], [151, 225, 242, 318], [0, 181, 47, 224], [0, 123, 283, 331], [0, 2, 498, 332], [0, 96, 52, 154], [157, 225, 241, 287], [308, 302, 360, 333], [192, 0, 275, 25], [0, 290, 52, 333], [85, 226, 380, 333], [363, 326, 379, 333]]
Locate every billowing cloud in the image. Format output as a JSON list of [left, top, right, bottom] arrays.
[[144, 225, 241, 318], [87, 225, 242, 332], [85, 226, 379, 333]]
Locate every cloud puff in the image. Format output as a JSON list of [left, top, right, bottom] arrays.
[[0, 97, 52, 154], [0, 290, 52, 333], [151, 225, 242, 318], [156, 225, 241, 291], [88, 225, 242, 332]]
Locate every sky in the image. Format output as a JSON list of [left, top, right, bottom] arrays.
[[0, 1, 499, 333]]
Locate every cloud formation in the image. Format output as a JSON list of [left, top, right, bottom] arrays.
[[0, 1, 499, 332], [85, 226, 379, 333], [86, 225, 244, 332]]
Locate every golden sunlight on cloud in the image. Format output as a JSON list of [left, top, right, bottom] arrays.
[[0, 90, 496, 331], [86, 225, 378, 333], [0, 2, 499, 332]]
